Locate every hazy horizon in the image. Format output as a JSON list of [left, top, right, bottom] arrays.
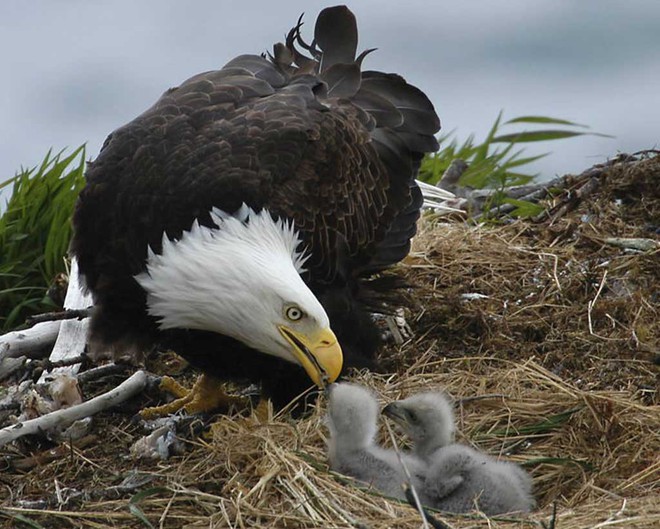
[[2, 1, 659, 202]]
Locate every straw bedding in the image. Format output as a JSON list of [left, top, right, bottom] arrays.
[[1, 153, 658, 528]]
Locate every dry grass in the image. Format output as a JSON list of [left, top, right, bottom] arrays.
[[1, 153, 658, 528]]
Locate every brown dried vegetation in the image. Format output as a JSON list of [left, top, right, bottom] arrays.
[[1, 153, 658, 528]]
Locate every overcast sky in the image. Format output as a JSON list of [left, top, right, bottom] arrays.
[[2, 0, 659, 201]]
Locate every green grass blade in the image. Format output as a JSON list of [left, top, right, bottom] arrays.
[[473, 110, 502, 163], [493, 129, 613, 143], [505, 115, 588, 128], [505, 153, 549, 168], [0, 511, 47, 529], [502, 198, 545, 217], [418, 111, 607, 202], [128, 487, 169, 528], [516, 407, 584, 435], [0, 174, 20, 191], [129, 505, 155, 529]]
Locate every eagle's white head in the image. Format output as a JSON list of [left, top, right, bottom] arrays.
[[135, 204, 342, 387]]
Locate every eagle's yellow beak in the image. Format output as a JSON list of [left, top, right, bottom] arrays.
[[278, 326, 343, 387]]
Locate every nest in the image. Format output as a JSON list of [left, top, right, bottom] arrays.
[[1, 153, 658, 528]]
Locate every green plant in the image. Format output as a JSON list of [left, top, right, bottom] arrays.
[[0, 146, 86, 331], [419, 113, 610, 217]]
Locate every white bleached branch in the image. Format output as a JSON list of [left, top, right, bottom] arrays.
[[0, 321, 61, 361], [0, 370, 148, 447]]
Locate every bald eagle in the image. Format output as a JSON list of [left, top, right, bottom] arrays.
[[71, 6, 441, 408]]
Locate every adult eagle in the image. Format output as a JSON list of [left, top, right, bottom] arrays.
[[71, 5, 441, 410]]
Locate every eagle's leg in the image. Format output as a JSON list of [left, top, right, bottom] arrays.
[[141, 374, 243, 418]]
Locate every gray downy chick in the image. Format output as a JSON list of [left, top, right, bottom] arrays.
[[383, 392, 534, 515], [383, 391, 456, 459], [326, 382, 426, 500]]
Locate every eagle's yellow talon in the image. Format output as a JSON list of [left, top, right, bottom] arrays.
[[140, 374, 245, 418]]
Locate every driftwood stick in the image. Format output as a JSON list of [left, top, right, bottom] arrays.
[[437, 159, 468, 192], [77, 363, 126, 384], [41, 354, 88, 372], [547, 176, 600, 224], [476, 174, 570, 219], [602, 237, 660, 252], [532, 157, 636, 222], [516, 175, 566, 201], [474, 154, 637, 220], [0, 370, 148, 447], [478, 200, 517, 218], [38, 258, 93, 382], [0, 321, 62, 361], [468, 175, 565, 201]]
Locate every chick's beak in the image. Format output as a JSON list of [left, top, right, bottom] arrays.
[[278, 326, 343, 388], [382, 402, 406, 424]]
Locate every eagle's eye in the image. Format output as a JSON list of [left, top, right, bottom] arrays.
[[285, 305, 304, 322]]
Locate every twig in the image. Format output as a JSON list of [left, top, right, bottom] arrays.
[[457, 394, 506, 404], [382, 420, 431, 529], [77, 363, 127, 384], [532, 161, 616, 222], [540, 252, 562, 292], [587, 270, 608, 336], [547, 176, 601, 225], [26, 308, 93, 325], [540, 502, 558, 529], [0, 370, 148, 447], [10, 353, 90, 384], [10, 435, 98, 470], [41, 353, 88, 372], [591, 498, 629, 529], [384, 316, 404, 345]]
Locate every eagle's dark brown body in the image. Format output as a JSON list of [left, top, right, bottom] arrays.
[[71, 6, 440, 405]]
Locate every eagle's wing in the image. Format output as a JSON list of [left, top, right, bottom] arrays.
[[71, 7, 439, 352]]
